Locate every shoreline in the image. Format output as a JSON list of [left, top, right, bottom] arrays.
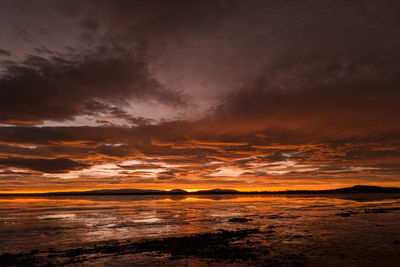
[[1, 185, 400, 196]]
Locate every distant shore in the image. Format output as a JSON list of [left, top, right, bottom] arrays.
[[1, 185, 400, 196]]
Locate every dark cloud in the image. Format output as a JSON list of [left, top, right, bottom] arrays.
[[0, 50, 185, 125], [80, 19, 98, 32], [94, 144, 132, 158], [157, 175, 174, 181], [118, 163, 163, 170], [157, 169, 185, 180], [0, 49, 11, 56], [80, 0, 238, 36], [0, 157, 89, 173], [214, 57, 400, 137], [0, 126, 130, 145], [1, 0, 400, 190]]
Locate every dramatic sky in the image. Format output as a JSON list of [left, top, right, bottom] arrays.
[[0, 0, 400, 192]]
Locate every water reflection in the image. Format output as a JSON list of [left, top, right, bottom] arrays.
[[0, 194, 399, 254], [2, 193, 399, 203]]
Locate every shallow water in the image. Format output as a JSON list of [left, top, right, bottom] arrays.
[[1, 194, 400, 265]]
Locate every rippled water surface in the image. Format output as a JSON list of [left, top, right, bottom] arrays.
[[1, 194, 400, 265]]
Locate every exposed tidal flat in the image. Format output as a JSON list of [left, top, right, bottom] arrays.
[[0, 194, 400, 266]]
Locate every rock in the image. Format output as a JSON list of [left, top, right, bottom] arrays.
[[365, 208, 388, 214], [365, 207, 400, 214], [228, 217, 252, 223], [336, 212, 351, 217]]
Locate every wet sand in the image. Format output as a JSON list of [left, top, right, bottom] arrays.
[[0, 228, 306, 266]]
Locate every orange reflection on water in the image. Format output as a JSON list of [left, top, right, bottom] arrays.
[[0, 194, 400, 254], [0, 197, 94, 203]]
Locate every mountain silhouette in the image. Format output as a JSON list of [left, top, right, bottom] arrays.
[[1, 185, 400, 196]]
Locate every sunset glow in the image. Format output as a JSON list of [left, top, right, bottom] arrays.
[[0, 0, 399, 193]]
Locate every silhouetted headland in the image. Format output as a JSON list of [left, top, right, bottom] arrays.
[[1, 185, 400, 196]]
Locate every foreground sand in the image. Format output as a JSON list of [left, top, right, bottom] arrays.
[[0, 228, 307, 266]]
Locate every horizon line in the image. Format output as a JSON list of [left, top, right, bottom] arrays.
[[1, 185, 399, 196]]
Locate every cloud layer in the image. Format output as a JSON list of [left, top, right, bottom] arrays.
[[0, 0, 399, 191]]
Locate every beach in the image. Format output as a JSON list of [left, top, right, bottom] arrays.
[[1, 194, 400, 266]]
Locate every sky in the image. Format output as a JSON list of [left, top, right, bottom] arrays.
[[0, 0, 400, 192]]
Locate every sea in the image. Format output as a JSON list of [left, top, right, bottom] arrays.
[[1, 194, 400, 266]]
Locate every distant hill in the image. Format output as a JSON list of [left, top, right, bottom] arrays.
[[46, 189, 188, 195], [322, 185, 400, 194], [0, 185, 399, 196], [266, 185, 400, 194], [194, 189, 240, 194]]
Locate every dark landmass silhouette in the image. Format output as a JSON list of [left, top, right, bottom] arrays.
[[1, 185, 400, 196]]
